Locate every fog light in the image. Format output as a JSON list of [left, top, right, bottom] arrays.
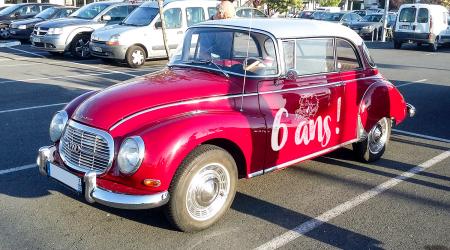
[[143, 179, 161, 187]]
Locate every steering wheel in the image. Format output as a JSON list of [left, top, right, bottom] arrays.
[[243, 57, 265, 72]]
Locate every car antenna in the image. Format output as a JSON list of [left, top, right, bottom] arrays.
[[240, 13, 254, 112]]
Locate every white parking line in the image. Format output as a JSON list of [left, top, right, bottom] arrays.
[[0, 103, 67, 114], [396, 79, 427, 88], [0, 164, 36, 175], [0, 69, 151, 85], [255, 150, 450, 250], [8, 47, 46, 58], [393, 129, 450, 144]]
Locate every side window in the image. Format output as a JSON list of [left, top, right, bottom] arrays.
[[41, 5, 53, 11], [336, 39, 362, 71], [284, 38, 334, 75], [417, 8, 429, 23], [106, 5, 131, 22], [163, 8, 182, 29], [232, 32, 259, 57], [208, 7, 216, 19], [186, 7, 205, 27]]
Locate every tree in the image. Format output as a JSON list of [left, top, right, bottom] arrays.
[[157, 0, 170, 58], [319, 0, 341, 7], [262, 0, 303, 14]]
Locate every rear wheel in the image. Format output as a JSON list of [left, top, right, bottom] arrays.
[[353, 118, 391, 162], [165, 145, 237, 232], [70, 33, 91, 59], [126, 45, 146, 68], [394, 40, 402, 49]]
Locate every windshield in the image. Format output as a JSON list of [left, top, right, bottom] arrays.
[[362, 14, 382, 22], [169, 28, 278, 77], [70, 3, 110, 19], [0, 5, 20, 15], [35, 7, 58, 19], [322, 13, 344, 21], [122, 6, 158, 26]]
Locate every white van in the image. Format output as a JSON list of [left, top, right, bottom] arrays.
[[90, 0, 219, 67], [393, 4, 449, 51]]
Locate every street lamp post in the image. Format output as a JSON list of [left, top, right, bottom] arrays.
[[381, 0, 390, 42]]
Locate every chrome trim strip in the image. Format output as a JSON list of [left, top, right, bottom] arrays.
[[110, 75, 381, 131], [59, 120, 115, 175], [247, 170, 263, 178], [263, 139, 359, 174]]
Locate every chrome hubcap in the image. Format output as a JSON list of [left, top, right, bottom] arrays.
[[75, 39, 90, 58], [131, 50, 144, 65], [186, 163, 230, 221], [368, 118, 389, 154]]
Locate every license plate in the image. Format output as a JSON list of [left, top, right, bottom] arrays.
[[32, 37, 41, 43], [48, 163, 82, 193], [92, 46, 102, 52], [400, 25, 412, 30]]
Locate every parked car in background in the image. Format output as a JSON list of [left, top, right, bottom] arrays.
[[349, 13, 385, 39], [37, 18, 414, 232], [321, 12, 362, 26], [0, 3, 56, 39], [353, 10, 367, 17], [393, 4, 449, 51], [235, 7, 267, 18], [296, 10, 315, 19], [312, 11, 328, 20], [31, 1, 139, 58], [9, 6, 77, 40], [441, 16, 450, 43], [90, 0, 218, 67]]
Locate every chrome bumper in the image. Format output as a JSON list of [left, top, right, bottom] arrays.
[[406, 103, 416, 118], [37, 146, 170, 210]]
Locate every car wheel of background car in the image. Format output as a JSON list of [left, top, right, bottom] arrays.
[[352, 117, 391, 162], [429, 38, 438, 52], [165, 144, 238, 232], [126, 46, 146, 68], [0, 27, 10, 39], [394, 40, 402, 49], [70, 34, 91, 59]]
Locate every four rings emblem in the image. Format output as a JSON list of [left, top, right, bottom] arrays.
[[68, 141, 81, 154]]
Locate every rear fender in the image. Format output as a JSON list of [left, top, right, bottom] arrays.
[[359, 80, 407, 132]]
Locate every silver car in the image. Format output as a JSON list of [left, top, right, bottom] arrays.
[[30, 1, 138, 58]]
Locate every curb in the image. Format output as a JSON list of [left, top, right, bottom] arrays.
[[0, 40, 21, 48]]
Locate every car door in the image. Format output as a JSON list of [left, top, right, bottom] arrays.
[[396, 7, 417, 36], [259, 38, 345, 171], [152, 7, 184, 57], [416, 8, 430, 37], [336, 38, 366, 142]]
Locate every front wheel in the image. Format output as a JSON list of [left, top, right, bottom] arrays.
[[353, 118, 391, 162], [70, 34, 91, 59], [126, 45, 146, 68], [165, 145, 237, 232]]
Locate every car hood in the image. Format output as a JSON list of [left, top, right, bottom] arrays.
[[36, 17, 95, 28], [72, 69, 240, 130], [11, 17, 44, 26], [92, 24, 140, 41], [350, 22, 380, 28]]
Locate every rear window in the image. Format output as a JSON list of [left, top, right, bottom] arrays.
[[399, 7, 416, 22], [417, 8, 429, 23]]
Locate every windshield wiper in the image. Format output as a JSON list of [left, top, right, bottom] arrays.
[[188, 59, 230, 79]]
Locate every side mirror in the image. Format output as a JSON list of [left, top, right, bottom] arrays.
[[101, 15, 111, 21], [155, 20, 162, 29]]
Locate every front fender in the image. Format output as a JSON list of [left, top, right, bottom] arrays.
[[108, 111, 264, 192], [359, 80, 407, 132], [63, 91, 98, 118]]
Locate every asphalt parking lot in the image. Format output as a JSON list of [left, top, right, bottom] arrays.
[[0, 42, 449, 250]]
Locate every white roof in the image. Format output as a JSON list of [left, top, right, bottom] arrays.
[[196, 18, 364, 45], [399, 3, 449, 11]]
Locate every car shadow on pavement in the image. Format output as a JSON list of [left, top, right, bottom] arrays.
[[315, 148, 450, 192]]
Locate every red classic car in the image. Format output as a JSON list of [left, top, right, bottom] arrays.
[[37, 19, 415, 232]]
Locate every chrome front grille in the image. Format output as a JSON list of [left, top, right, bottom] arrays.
[[59, 121, 114, 174], [33, 27, 48, 36]]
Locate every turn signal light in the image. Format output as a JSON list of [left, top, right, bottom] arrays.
[[106, 41, 119, 46], [143, 179, 161, 188]]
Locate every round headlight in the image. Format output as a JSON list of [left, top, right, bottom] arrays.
[[49, 111, 68, 142], [117, 136, 145, 175], [18, 24, 27, 30]]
